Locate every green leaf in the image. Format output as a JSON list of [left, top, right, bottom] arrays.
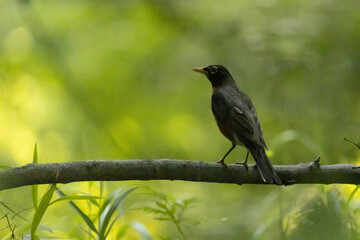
[[104, 213, 122, 239], [31, 143, 38, 210], [141, 206, 167, 215], [55, 188, 98, 234], [155, 201, 168, 210], [98, 188, 136, 240], [346, 185, 360, 207], [31, 183, 56, 237], [89, 197, 100, 208], [131, 221, 152, 240], [183, 198, 197, 208], [116, 223, 130, 238], [49, 195, 103, 206], [97, 187, 125, 220], [33, 235, 40, 240], [32, 143, 38, 164]]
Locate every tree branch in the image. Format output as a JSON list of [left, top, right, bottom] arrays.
[[0, 159, 359, 191]]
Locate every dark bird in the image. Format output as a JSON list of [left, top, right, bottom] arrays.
[[193, 65, 281, 185]]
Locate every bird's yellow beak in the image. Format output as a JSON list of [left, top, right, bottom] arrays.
[[192, 67, 208, 75]]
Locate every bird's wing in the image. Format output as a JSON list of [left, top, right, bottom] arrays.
[[212, 89, 256, 145], [213, 88, 266, 148], [232, 95, 263, 146]]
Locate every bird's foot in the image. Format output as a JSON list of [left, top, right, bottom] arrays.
[[235, 150, 249, 170], [235, 160, 249, 171]]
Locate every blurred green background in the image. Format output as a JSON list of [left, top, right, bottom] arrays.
[[0, 0, 360, 239]]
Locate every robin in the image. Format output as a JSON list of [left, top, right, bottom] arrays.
[[193, 65, 281, 185]]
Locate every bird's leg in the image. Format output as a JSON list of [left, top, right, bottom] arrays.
[[217, 143, 236, 164], [235, 150, 249, 170]]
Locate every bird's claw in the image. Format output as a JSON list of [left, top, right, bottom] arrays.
[[235, 161, 249, 171]]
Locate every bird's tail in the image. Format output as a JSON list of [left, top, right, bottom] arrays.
[[248, 146, 282, 185]]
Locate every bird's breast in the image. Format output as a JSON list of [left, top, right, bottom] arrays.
[[214, 117, 234, 142]]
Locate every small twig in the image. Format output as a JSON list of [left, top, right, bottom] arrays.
[[344, 138, 360, 150], [4, 214, 16, 239], [314, 157, 321, 167]]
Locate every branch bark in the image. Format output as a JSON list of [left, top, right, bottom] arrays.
[[0, 159, 359, 191]]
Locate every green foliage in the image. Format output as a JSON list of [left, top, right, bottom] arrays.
[[56, 188, 99, 235], [31, 183, 56, 239], [97, 188, 136, 240], [141, 189, 197, 240], [26, 145, 142, 239], [30, 145, 55, 239], [49, 195, 103, 206], [31, 143, 38, 210], [56, 186, 150, 240], [346, 185, 360, 207], [0, 202, 29, 240], [0, 201, 29, 223], [288, 190, 353, 240]]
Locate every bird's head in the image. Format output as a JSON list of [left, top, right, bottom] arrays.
[[192, 65, 234, 88]]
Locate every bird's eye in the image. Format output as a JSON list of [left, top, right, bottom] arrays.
[[209, 66, 218, 74]]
